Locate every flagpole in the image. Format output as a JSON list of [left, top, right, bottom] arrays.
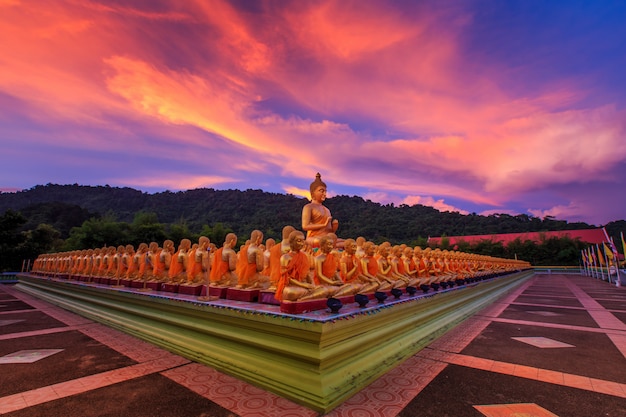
[[589, 247, 596, 279], [612, 236, 621, 287], [602, 227, 622, 287], [611, 236, 622, 287], [603, 243, 611, 284], [596, 244, 605, 281]]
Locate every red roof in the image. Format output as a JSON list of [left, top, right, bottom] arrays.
[[428, 229, 606, 246]]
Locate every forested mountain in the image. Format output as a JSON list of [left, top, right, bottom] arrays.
[[2, 184, 625, 271], [0, 183, 601, 243]]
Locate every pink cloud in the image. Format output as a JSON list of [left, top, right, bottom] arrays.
[[1, 1, 624, 225]]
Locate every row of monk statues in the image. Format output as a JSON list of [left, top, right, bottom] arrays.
[[31, 231, 530, 301], [30, 173, 530, 302]]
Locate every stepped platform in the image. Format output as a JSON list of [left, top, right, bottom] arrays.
[[14, 270, 533, 412]]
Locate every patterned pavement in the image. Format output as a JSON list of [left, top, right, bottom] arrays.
[[0, 274, 625, 416]]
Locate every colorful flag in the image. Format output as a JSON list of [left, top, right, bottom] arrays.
[[589, 246, 597, 265], [597, 244, 605, 266], [604, 243, 614, 263], [602, 227, 620, 259]]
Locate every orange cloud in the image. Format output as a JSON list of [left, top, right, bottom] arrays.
[[117, 174, 239, 191], [401, 195, 469, 215], [1, 1, 624, 224]]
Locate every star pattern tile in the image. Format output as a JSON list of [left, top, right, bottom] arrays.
[[528, 311, 562, 316], [0, 320, 24, 327], [474, 402, 559, 416], [0, 349, 65, 364], [511, 337, 575, 349]]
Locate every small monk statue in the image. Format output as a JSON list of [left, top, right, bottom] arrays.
[[168, 239, 191, 283], [340, 238, 379, 294], [117, 245, 132, 280], [105, 246, 117, 277], [187, 236, 210, 284], [268, 225, 296, 290], [302, 173, 339, 247], [261, 238, 275, 277], [209, 233, 239, 287], [389, 245, 420, 288], [156, 240, 174, 281], [276, 231, 334, 302], [359, 242, 392, 291], [143, 242, 159, 281], [314, 236, 361, 297]]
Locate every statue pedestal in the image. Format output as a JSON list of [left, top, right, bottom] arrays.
[[226, 288, 259, 302], [179, 284, 203, 296], [120, 278, 132, 287], [208, 286, 228, 298], [161, 283, 179, 293], [280, 295, 355, 314], [259, 290, 280, 305], [130, 280, 145, 289], [145, 281, 162, 291], [16, 270, 533, 413]]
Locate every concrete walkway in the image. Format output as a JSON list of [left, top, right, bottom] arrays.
[[1, 274, 625, 416]]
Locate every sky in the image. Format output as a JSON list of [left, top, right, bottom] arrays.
[[1, 0, 625, 226]]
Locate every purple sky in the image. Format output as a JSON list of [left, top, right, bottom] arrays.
[[1, 1, 625, 225]]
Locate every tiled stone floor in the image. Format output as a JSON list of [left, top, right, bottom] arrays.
[[1, 274, 625, 416]]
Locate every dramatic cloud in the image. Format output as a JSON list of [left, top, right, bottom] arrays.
[[1, 0, 625, 225]]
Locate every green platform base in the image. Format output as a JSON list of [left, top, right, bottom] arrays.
[[16, 271, 533, 412]]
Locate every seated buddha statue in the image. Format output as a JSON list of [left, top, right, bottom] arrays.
[[301, 173, 339, 247]]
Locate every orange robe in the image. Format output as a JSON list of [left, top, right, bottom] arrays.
[[269, 242, 288, 285], [234, 244, 249, 279], [417, 258, 428, 277], [395, 257, 406, 275], [209, 248, 229, 284], [364, 255, 379, 276], [314, 252, 339, 285], [405, 257, 417, 276], [239, 261, 258, 286], [125, 255, 137, 279], [137, 253, 148, 278], [152, 250, 164, 276], [186, 248, 200, 281], [340, 254, 361, 283], [168, 251, 183, 279], [276, 251, 310, 302], [117, 255, 128, 278], [106, 255, 116, 276]]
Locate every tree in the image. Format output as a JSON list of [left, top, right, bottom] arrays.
[[0, 210, 27, 271], [129, 212, 167, 246], [199, 222, 233, 247], [64, 215, 130, 250]]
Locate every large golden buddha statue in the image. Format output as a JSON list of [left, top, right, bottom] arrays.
[[302, 173, 339, 247]]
